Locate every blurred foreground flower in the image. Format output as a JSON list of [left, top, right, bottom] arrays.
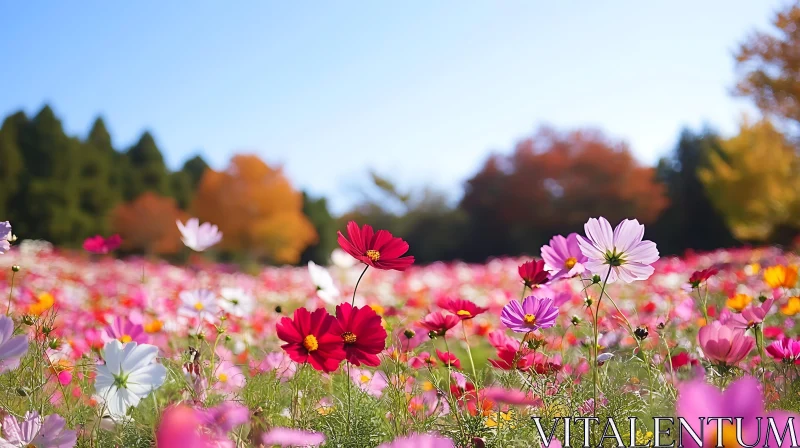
[[95, 340, 167, 417], [337, 221, 414, 271], [578, 217, 659, 283], [0, 315, 28, 373], [82, 234, 122, 254], [308, 261, 340, 304], [764, 265, 798, 289], [0, 411, 77, 448], [262, 428, 326, 447], [177, 218, 222, 252]]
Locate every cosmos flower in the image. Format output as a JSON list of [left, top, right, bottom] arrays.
[[500, 296, 559, 333], [436, 349, 462, 369], [82, 234, 122, 254], [688, 267, 718, 289], [102, 316, 147, 345], [331, 303, 387, 366], [177, 218, 222, 252], [95, 340, 167, 417], [0, 412, 77, 448], [337, 221, 414, 271], [218, 287, 254, 317], [308, 261, 340, 304], [437, 297, 488, 321], [517, 260, 550, 288], [726, 293, 752, 312], [0, 315, 28, 373], [0, 221, 11, 254], [730, 298, 774, 329], [179, 289, 219, 322], [276, 307, 345, 373], [418, 311, 460, 336], [766, 337, 800, 363], [262, 428, 326, 447], [378, 434, 455, 448], [540, 233, 587, 281], [677, 376, 800, 448], [577, 217, 659, 283], [764, 265, 799, 289], [349, 367, 389, 397], [698, 321, 755, 366]]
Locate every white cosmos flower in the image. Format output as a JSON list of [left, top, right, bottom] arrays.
[[330, 248, 357, 269], [179, 289, 219, 323], [176, 218, 222, 252], [219, 287, 254, 317], [95, 340, 166, 417], [308, 261, 340, 305]]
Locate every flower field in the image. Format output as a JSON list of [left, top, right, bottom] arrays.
[[1, 219, 800, 447]]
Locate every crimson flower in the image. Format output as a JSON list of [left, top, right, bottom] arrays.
[[437, 298, 487, 321], [435, 349, 462, 369], [337, 221, 414, 271], [276, 308, 345, 373], [330, 303, 387, 366], [418, 311, 459, 336], [518, 260, 550, 288], [689, 267, 719, 289], [83, 234, 122, 254], [488, 347, 534, 371]]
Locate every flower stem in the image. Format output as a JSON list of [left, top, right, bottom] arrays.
[[5, 269, 16, 315], [462, 321, 478, 381], [592, 265, 613, 417], [351, 265, 369, 306]]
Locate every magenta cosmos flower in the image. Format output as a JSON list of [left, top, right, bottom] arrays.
[[577, 217, 659, 283], [677, 376, 800, 448], [730, 298, 774, 329], [0, 411, 77, 448], [500, 296, 559, 333], [262, 428, 326, 447], [540, 233, 587, 281], [767, 337, 800, 363], [698, 321, 755, 366], [0, 315, 28, 373], [83, 234, 122, 254], [378, 434, 455, 448], [337, 221, 414, 271], [102, 316, 147, 344]]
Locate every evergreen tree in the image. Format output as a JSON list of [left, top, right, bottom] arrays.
[[169, 170, 193, 210], [181, 155, 209, 190], [124, 131, 171, 200], [300, 193, 338, 264], [76, 117, 122, 236], [0, 111, 26, 219]]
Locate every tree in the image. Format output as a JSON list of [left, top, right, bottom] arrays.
[[300, 193, 339, 265], [192, 154, 317, 264], [459, 126, 668, 261], [123, 131, 171, 201], [735, 2, 800, 131], [181, 155, 209, 190], [76, 117, 122, 236], [699, 118, 800, 242], [649, 128, 738, 254], [0, 112, 26, 219], [111, 192, 186, 255]]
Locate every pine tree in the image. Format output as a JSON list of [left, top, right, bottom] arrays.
[[124, 131, 171, 200], [0, 111, 26, 219], [181, 155, 209, 190], [77, 117, 122, 236]]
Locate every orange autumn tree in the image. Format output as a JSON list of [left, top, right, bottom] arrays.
[[192, 154, 317, 264], [111, 192, 186, 255]]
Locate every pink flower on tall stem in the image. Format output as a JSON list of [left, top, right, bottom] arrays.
[[337, 221, 414, 271], [517, 260, 550, 288], [102, 316, 147, 344], [418, 311, 459, 336], [698, 321, 755, 366], [577, 217, 659, 283], [437, 297, 487, 321], [540, 233, 587, 281], [500, 296, 559, 333], [766, 337, 800, 363], [730, 298, 774, 329]]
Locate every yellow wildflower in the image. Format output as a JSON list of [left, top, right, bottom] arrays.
[[29, 292, 55, 315], [636, 430, 654, 446], [781, 297, 800, 316], [485, 410, 515, 429], [764, 265, 798, 289], [726, 293, 752, 312]]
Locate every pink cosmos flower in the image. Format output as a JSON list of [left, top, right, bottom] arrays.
[[482, 387, 539, 406], [698, 321, 755, 366], [500, 296, 559, 333], [730, 298, 774, 329], [83, 234, 122, 254], [577, 217, 659, 283], [677, 376, 800, 448], [0, 221, 12, 254], [540, 233, 587, 281], [101, 316, 147, 344], [436, 349, 462, 369], [156, 405, 211, 448], [766, 337, 800, 363], [378, 434, 455, 448], [349, 367, 389, 397], [418, 311, 460, 336], [0, 412, 77, 448], [177, 218, 222, 252], [0, 315, 28, 373], [262, 428, 326, 447]]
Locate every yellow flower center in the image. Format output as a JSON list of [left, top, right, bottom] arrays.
[[707, 423, 740, 448], [523, 314, 537, 325], [218, 373, 228, 383], [303, 334, 319, 352], [360, 374, 370, 384], [366, 249, 381, 261], [119, 335, 132, 343], [342, 332, 357, 344], [194, 302, 204, 311], [564, 257, 577, 269], [456, 310, 472, 317]]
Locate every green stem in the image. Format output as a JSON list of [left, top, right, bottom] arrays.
[[6, 269, 16, 315], [351, 265, 369, 306], [592, 265, 613, 417], [462, 321, 478, 381]]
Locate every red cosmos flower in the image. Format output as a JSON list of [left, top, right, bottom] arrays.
[[276, 308, 345, 373], [418, 311, 460, 336], [518, 260, 550, 288], [330, 303, 387, 366], [435, 349, 462, 369], [83, 234, 122, 254], [437, 298, 488, 321], [689, 267, 719, 288], [337, 221, 414, 271], [488, 347, 534, 371]]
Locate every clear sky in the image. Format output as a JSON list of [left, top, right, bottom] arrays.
[[0, 1, 784, 213]]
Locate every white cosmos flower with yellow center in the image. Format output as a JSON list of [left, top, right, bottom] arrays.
[[95, 340, 166, 417]]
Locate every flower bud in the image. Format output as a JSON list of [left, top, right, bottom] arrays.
[[584, 297, 593, 307], [403, 329, 416, 339], [591, 274, 601, 284], [11, 265, 20, 272], [16, 387, 28, 397], [758, 295, 768, 303], [428, 330, 438, 340], [22, 315, 34, 326], [571, 315, 582, 326], [274, 306, 282, 314]]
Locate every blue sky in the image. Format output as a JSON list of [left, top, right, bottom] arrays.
[[0, 1, 783, 213]]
